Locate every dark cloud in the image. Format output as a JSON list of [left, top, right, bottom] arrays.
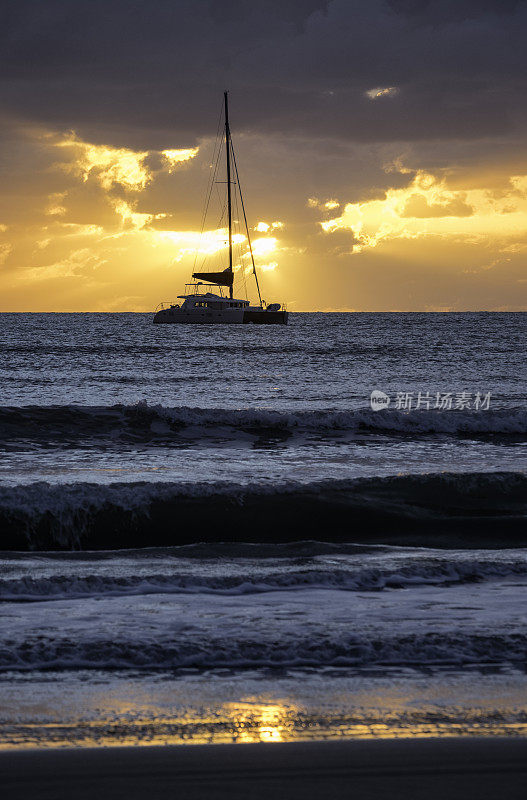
[[388, 1, 522, 23], [0, 0, 526, 146]]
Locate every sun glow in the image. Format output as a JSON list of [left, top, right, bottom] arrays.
[[251, 237, 278, 257], [159, 228, 247, 262]]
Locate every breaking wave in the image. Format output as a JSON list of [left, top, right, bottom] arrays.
[[0, 471, 526, 550], [0, 402, 526, 443]]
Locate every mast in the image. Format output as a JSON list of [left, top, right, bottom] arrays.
[[225, 90, 233, 299]]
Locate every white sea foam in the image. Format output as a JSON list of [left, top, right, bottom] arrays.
[[1, 578, 526, 671], [2, 632, 526, 671], [151, 403, 527, 435], [1, 558, 527, 601]]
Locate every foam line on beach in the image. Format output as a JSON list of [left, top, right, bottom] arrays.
[[1, 629, 527, 671], [2, 556, 527, 601]]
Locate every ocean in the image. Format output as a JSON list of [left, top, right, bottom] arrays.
[[0, 311, 526, 747]]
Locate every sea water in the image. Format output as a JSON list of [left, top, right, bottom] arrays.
[[0, 311, 526, 746]]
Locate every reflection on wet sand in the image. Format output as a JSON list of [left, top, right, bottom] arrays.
[[2, 669, 527, 750]]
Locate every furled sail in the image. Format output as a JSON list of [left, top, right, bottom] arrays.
[[192, 268, 233, 287]]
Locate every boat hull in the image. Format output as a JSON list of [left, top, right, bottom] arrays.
[[243, 310, 288, 325], [153, 307, 244, 324]]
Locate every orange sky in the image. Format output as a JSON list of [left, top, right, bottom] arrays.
[[2, 2, 527, 311], [1, 120, 527, 312]]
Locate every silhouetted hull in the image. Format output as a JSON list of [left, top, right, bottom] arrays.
[[243, 310, 288, 324], [153, 307, 244, 324]]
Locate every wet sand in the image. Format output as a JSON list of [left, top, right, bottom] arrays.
[[1, 738, 526, 800]]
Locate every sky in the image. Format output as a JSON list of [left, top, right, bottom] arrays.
[[1, 0, 527, 311]]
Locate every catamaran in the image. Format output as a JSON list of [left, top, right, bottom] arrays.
[[154, 92, 287, 325]]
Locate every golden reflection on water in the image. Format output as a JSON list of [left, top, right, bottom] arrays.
[[2, 695, 527, 750], [224, 702, 290, 743]]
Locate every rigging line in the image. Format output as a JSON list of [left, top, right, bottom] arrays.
[[194, 157, 221, 270], [213, 136, 231, 227], [194, 141, 222, 271], [196, 135, 222, 263], [206, 104, 224, 206], [214, 160, 225, 215], [193, 101, 224, 271], [230, 139, 263, 308], [233, 184, 249, 302], [207, 112, 223, 186], [199, 194, 228, 273], [231, 185, 244, 298]]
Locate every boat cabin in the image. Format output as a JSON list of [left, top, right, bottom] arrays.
[[175, 292, 249, 311]]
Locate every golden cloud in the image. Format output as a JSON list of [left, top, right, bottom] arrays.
[[255, 221, 284, 232], [111, 199, 168, 231], [46, 191, 68, 216], [21, 248, 108, 282], [308, 197, 340, 211], [365, 86, 399, 100], [321, 170, 527, 253], [400, 193, 473, 218], [162, 148, 199, 172], [0, 243, 12, 264], [54, 134, 198, 192]]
